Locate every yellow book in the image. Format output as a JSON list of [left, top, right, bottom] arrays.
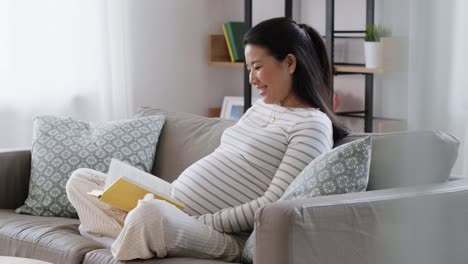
[[222, 23, 235, 62], [87, 159, 185, 212]]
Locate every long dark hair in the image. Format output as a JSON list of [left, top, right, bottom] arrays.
[[243, 17, 349, 142]]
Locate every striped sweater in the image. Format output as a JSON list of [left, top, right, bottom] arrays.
[[171, 99, 333, 233]]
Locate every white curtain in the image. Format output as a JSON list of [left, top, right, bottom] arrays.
[[450, 0, 468, 175], [378, 0, 468, 176], [0, 0, 133, 148], [406, 0, 468, 176]]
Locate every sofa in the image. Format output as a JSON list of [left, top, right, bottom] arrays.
[[1, 110, 468, 264]]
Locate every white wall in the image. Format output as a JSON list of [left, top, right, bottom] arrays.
[[252, 0, 284, 25]]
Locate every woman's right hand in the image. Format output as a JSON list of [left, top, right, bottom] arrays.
[[143, 193, 155, 201]]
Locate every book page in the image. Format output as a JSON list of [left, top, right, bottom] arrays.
[[87, 189, 104, 198], [99, 177, 184, 212], [106, 159, 172, 197]]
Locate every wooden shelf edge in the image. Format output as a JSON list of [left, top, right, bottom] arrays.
[[335, 65, 383, 74], [208, 61, 244, 68], [207, 61, 381, 72]]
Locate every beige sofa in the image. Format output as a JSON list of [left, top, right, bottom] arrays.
[[1, 110, 468, 264]]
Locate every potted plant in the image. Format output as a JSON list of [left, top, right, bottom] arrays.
[[364, 24, 392, 68]]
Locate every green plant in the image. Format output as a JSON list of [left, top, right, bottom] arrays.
[[365, 24, 392, 42]]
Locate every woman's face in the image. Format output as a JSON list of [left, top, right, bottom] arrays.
[[244, 44, 296, 105]]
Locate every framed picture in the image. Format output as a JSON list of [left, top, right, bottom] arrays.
[[220, 96, 244, 120]]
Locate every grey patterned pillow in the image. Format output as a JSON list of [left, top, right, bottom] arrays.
[[241, 137, 372, 263], [16, 115, 165, 218]]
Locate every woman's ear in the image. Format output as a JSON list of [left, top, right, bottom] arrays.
[[285, 54, 297, 75]]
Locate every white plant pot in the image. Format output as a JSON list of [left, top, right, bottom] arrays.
[[364, 41, 382, 68]]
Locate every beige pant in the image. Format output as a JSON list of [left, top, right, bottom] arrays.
[[66, 168, 244, 261]]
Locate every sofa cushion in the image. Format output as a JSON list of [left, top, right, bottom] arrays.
[[16, 115, 165, 217], [335, 131, 459, 190], [83, 249, 236, 264], [241, 137, 372, 263], [0, 209, 103, 264], [135, 108, 236, 183], [280, 136, 371, 200]]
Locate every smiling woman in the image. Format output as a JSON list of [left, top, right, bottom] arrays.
[[243, 17, 349, 142], [0, 0, 132, 148]]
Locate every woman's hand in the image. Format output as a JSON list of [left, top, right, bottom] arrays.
[[143, 193, 155, 201]]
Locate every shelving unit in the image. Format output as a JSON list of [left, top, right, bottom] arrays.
[[243, 0, 253, 113], [326, 0, 378, 132], [208, 41, 383, 74]]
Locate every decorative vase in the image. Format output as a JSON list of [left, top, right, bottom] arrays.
[[364, 41, 382, 68]]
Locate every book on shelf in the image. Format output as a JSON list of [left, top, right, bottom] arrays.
[[87, 159, 185, 212], [222, 23, 235, 62], [222, 22, 245, 62]]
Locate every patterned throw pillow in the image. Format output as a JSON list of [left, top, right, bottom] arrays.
[[16, 115, 166, 218], [241, 137, 372, 263]]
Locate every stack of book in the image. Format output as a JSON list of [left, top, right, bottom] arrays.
[[222, 22, 245, 62]]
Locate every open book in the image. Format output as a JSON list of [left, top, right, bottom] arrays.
[[87, 159, 185, 212]]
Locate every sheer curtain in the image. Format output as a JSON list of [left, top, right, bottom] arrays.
[[406, 0, 468, 176], [378, 0, 468, 176], [0, 0, 133, 148], [450, 0, 468, 175]]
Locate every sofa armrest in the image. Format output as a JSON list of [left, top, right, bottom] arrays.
[[0, 149, 31, 209], [254, 179, 468, 264]]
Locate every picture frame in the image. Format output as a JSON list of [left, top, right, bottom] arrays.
[[220, 96, 244, 120]]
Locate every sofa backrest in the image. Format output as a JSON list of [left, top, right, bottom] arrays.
[[135, 108, 235, 183], [335, 131, 460, 190], [137, 109, 460, 190]]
